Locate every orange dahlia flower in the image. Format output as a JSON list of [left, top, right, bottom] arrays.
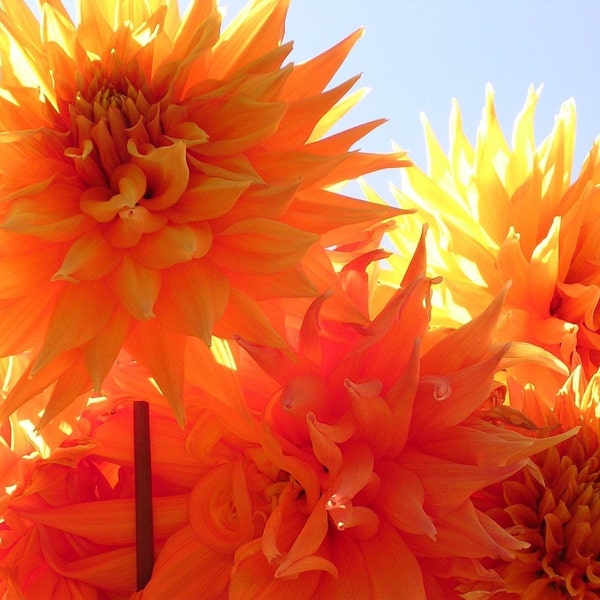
[[0, 382, 212, 599], [0, 0, 405, 425], [386, 85, 600, 392], [137, 241, 570, 599], [466, 366, 600, 599]]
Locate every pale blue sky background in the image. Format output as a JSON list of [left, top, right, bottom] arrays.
[[28, 0, 600, 195], [222, 0, 600, 195]]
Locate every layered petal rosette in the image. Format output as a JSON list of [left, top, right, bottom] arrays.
[[136, 242, 570, 599], [0, 0, 405, 424], [0, 387, 202, 599], [465, 367, 600, 599]]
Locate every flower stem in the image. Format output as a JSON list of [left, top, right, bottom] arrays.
[[134, 400, 154, 590]]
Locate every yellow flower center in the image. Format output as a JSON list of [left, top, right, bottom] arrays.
[[501, 431, 600, 597], [62, 61, 201, 247]]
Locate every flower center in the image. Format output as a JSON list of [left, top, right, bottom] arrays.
[[501, 434, 600, 596], [61, 63, 204, 252], [65, 67, 160, 184]]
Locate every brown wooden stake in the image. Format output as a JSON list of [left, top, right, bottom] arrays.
[[134, 400, 154, 590]]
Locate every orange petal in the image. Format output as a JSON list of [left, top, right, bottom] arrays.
[[190, 461, 254, 553], [0, 246, 62, 298], [214, 287, 286, 348], [92, 408, 206, 488], [33, 280, 117, 374], [125, 320, 186, 425], [209, 0, 288, 79], [130, 223, 209, 268], [52, 227, 123, 282], [41, 542, 137, 594], [375, 460, 436, 539], [166, 176, 250, 223], [556, 281, 600, 330], [266, 75, 360, 150], [20, 495, 188, 546], [0, 351, 76, 420], [37, 356, 91, 428], [102, 205, 167, 249], [229, 541, 321, 600], [289, 187, 404, 236], [358, 519, 426, 599], [385, 340, 420, 458], [276, 497, 335, 578], [4, 183, 92, 242], [198, 96, 287, 156], [154, 259, 228, 343], [420, 287, 507, 374], [314, 531, 372, 600], [138, 526, 231, 600], [399, 449, 527, 516], [211, 218, 318, 275], [412, 346, 507, 437], [80, 164, 145, 222], [327, 441, 374, 508], [528, 216, 560, 314], [134, 141, 190, 211], [83, 307, 130, 390], [114, 254, 161, 320], [281, 29, 362, 100]]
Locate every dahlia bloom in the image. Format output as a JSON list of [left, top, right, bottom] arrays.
[[0, 244, 575, 598], [0, 0, 405, 425], [386, 85, 600, 391], [136, 241, 571, 599], [466, 366, 600, 599], [0, 366, 211, 599]]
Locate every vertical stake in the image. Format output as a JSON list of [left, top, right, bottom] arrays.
[[134, 400, 154, 590]]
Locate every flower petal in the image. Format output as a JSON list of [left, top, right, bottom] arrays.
[[211, 218, 319, 275], [137, 526, 231, 600]]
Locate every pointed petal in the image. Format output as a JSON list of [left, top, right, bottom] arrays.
[[420, 288, 507, 374], [33, 281, 117, 374], [214, 287, 286, 348], [83, 308, 130, 390], [209, 0, 289, 78], [411, 345, 507, 437], [211, 218, 318, 275], [139, 526, 231, 600], [166, 176, 250, 223], [37, 356, 91, 428], [20, 495, 188, 546], [126, 320, 186, 425], [154, 260, 229, 343], [399, 449, 527, 515], [113, 254, 161, 320], [52, 228, 122, 282], [229, 543, 320, 600], [358, 519, 426, 600], [375, 460, 436, 538]]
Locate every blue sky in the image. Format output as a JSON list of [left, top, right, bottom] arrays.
[[220, 0, 600, 192], [28, 0, 600, 194]]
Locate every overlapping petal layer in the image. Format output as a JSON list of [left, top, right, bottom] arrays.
[[0, 386, 201, 599], [130, 241, 570, 598], [463, 367, 600, 599]]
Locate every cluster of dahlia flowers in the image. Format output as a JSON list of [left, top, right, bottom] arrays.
[[0, 1, 599, 598]]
